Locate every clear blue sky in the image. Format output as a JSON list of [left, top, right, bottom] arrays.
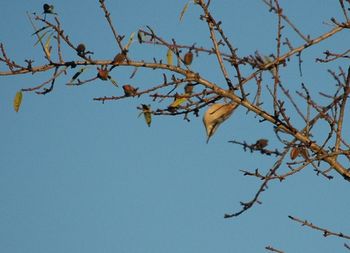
[[1, 1, 349, 252]]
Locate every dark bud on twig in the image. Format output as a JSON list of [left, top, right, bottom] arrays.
[[43, 4, 57, 15], [43, 4, 50, 12], [25, 59, 34, 71], [65, 61, 77, 68], [122, 84, 138, 97], [76, 43, 86, 56], [137, 31, 143, 44]]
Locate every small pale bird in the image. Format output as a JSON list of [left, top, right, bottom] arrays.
[[203, 103, 237, 143]]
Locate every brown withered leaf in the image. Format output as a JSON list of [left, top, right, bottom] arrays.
[[290, 147, 300, 160]]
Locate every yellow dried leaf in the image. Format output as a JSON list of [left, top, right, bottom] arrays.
[[167, 49, 173, 65], [33, 30, 50, 46], [169, 97, 187, 108], [125, 32, 135, 50], [13, 91, 23, 113], [44, 33, 52, 59], [108, 77, 119, 88], [179, 1, 190, 21], [142, 104, 152, 127]]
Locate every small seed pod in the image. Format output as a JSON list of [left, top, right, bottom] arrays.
[[122, 84, 138, 97], [290, 147, 300, 160], [97, 68, 109, 80], [254, 139, 268, 149], [113, 52, 126, 64], [76, 43, 86, 56], [184, 50, 193, 65], [299, 147, 309, 160]]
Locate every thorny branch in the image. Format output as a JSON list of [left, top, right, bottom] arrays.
[[0, 0, 349, 194], [98, 0, 125, 52], [1, 2, 350, 250], [224, 146, 290, 218], [262, 0, 310, 42], [289, 215, 350, 240], [197, 0, 235, 92]]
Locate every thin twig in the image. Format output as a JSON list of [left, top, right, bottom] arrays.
[[98, 0, 124, 51], [289, 215, 350, 240]]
